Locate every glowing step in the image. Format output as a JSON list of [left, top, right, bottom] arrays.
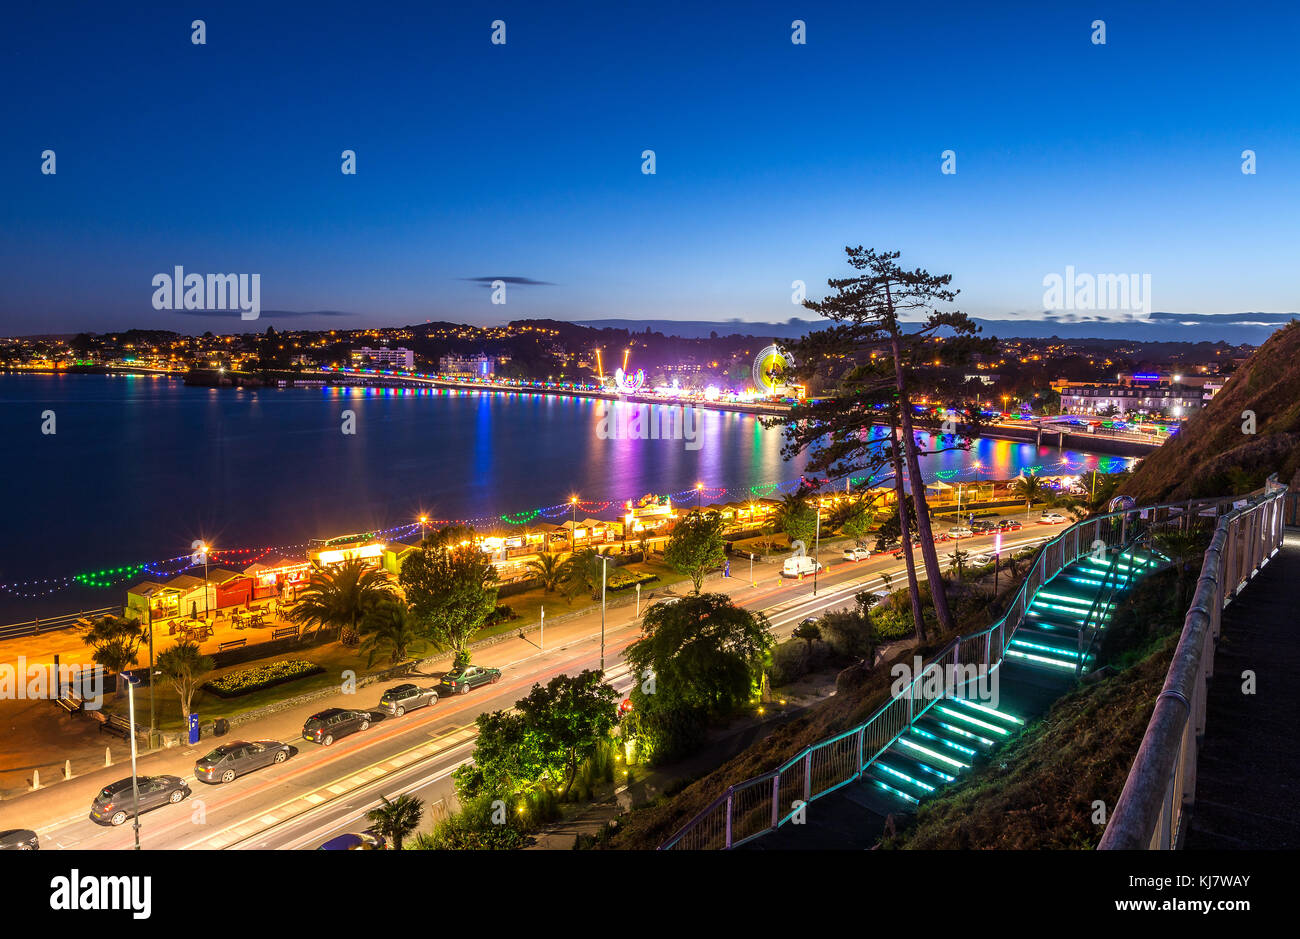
[[871, 779, 920, 805], [948, 696, 1023, 726], [909, 725, 977, 757], [926, 719, 997, 748], [873, 761, 938, 793], [1005, 648, 1078, 671], [896, 737, 968, 770], [932, 704, 1012, 736], [1010, 638, 1092, 661]]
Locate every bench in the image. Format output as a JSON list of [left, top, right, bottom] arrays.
[[271, 625, 299, 641], [217, 638, 247, 651], [97, 716, 131, 739], [55, 694, 83, 714]]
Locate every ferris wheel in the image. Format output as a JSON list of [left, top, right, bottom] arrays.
[[752, 344, 794, 395]]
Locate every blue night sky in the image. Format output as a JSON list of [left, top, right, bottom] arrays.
[[1, 0, 1297, 334]]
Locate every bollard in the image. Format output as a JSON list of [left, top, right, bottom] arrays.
[[64, 759, 72, 781], [105, 746, 112, 767], [31, 769, 40, 791]]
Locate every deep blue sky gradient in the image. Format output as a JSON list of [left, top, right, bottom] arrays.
[[2, 0, 1297, 333]]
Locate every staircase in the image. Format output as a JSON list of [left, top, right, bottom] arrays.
[[861, 545, 1171, 814]]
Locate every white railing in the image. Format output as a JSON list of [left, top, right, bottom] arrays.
[[661, 495, 1241, 849], [1098, 486, 1288, 850]]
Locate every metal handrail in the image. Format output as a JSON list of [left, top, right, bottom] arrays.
[[1099, 485, 1287, 850], [1075, 535, 1148, 677], [660, 494, 1244, 850]]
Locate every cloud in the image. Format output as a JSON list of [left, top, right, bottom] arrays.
[[460, 276, 557, 287]]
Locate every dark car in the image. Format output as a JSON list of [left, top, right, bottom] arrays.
[[439, 665, 502, 695], [378, 683, 439, 717], [997, 519, 1022, 532], [0, 829, 39, 850], [970, 519, 998, 534], [194, 739, 292, 784], [317, 829, 387, 850], [302, 708, 372, 746], [89, 775, 190, 827]]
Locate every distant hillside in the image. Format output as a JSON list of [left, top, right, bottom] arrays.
[[1122, 322, 1300, 503]]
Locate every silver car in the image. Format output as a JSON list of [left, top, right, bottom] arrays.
[[378, 683, 439, 717], [194, 740, 292, 784]]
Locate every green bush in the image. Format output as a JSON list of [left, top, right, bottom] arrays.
[[607, 570, 659, 591], [409, 794, 532, 850], [202, 659, 325, 698], [870, 605, 914, 641]]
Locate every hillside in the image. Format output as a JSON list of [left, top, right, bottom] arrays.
[[1122, 322, 1300, 504]]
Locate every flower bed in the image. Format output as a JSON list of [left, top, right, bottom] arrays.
[[203, 659, 326, 699], [607, 570, 659, 591]]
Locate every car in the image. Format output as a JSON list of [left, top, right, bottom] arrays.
[[947, 527, 974, 539], [843, 546, 871, 561], [194, 739, 292, 784], [378, 683, 439, 717], [302, 708, 372, 746], [781, 556, 823, 577], [89, 775, 190, 827], [0, 829, 38, 850], [931, 530, 951, 542], [997, 519, 1022, 532], [1038, 512, 1067, 525], [970, 520, 998, 534], [317, 829, 387, 850], [439, 665, 502, 695]]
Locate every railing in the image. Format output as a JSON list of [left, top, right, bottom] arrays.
[[1075, 535, 1150, 676], [0, 606, 123, 642], [1098, 485, 1287, 850], [659, 495, 1242, 849]]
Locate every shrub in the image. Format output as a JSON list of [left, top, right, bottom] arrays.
[[870, 605, 914, 641], [607, 570, 659, 591]]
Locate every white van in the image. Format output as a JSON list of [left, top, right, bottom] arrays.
[[782, 556, 823, 578]]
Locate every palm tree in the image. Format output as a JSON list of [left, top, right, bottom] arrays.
[[359, 599, 428, 667], [526, 551, 566, 594], [560, 548, 609, 601], [81, 615, 146, 692], [288, 558, 396, 641], [156, 640, 214, 726], [1012, 472, 1048, 516], [366, 793, 424, 850]]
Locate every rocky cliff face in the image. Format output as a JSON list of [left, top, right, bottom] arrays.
[[1123, 323, 1300, 504]]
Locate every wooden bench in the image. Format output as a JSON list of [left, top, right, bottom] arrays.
[[96, 714, 132, 739], [271, 625, 299, 641], [217, 638, 246, 652], [56, 693, 83, 714]]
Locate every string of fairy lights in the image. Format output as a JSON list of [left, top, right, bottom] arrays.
[[0, 455, 1137, 601]]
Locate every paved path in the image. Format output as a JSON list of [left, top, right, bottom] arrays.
[[1185, 531, 1300, 849]]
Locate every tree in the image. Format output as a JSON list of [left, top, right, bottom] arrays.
[[358, 598, 428, 667], [526, 550, 566, 594], [775, 487, 817, 548], [288, 558, 395, 642], [623, 593, 774, 761], [767, 247, 993, 639], [366, 793, 424, 850], [663, 510, 727, 593], [155, 640, 214, 725], [559, 547, 609, 602], [515, 670, 619, 797], [400, 525, 499, 665], [1012, 472, 1048, 515], [946, 548, 970, 581], [81, 616, 146, 689], [1153, 528, 1203, 612], [791, 619, 822, 657]]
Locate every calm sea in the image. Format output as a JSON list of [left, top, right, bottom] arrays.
[[0, 374, 1118, 619]]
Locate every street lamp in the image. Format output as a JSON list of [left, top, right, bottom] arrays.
[[570, 496, 579, 549], [750, 552, 755, 587], [125, 673, 142, 850], [597, 554, 613, 671], [812, 498, 822, 596], [696, 482, 703, 511], [199, 542, 211, 619]]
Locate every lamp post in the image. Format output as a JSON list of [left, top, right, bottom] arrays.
[[126, 674, 142, 850], [812, 498, 822, 596], [597, 555, 613, 671], [750, 552, 755, 587], [200, 542, 211, 619], [539, 605, 544, 652], [696, 482, 703, 512], [144, 593, 156, 748], [570, 496, 579, 549], [635, 582, 641, 618]]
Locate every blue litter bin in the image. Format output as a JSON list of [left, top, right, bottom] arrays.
[[189, 713, 200, 745], [724, 561, 731, 577]]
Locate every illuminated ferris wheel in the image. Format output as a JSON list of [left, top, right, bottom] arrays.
[[752, 344, 794, 395]]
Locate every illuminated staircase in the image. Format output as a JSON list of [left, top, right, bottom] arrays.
[[863, 546, 1170, 813]]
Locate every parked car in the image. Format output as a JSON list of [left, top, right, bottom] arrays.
[[378, 683, 439, 717], [932, 530, 951, 542], [89, 775, 190, 827], [843, 546, 871, 561], [947, 527, 974, 539], [0, 829, 38, 850], [440, 665, 502, 695], [997, 519, 1022, 532], [194, 739, 292, 784], [1038, 512, 1067, 525], [317, 829, 387, 850], [302, 708, 372, 746], [970, 519, 998, 534]]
